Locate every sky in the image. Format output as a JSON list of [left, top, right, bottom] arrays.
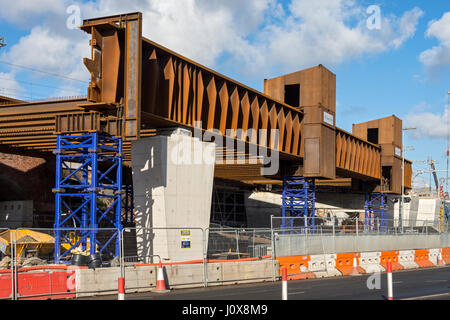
[[0, 0, 449, 189]]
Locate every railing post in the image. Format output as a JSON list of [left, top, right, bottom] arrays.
[[235, 230, 240, 259], [305, 216, 308, 235], [377, 217, 380, 234], [332, 216, 335, 237], [356, 217, 359, 237], [203, 228, 208, 288]]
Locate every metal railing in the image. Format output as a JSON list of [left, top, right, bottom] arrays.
[[0, 217, 448, 299], [271, 216, 448, 236]]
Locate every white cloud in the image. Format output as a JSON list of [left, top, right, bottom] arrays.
[[419, 12, 450, 70], [0, 71, 24, 100], [2, 26, 88, 76], [0, 0, 65, 25], [0, 0, 424, 97], [405, 103, 450, 140], [0, 24, 90, 97], [240, 1, 423, 75]]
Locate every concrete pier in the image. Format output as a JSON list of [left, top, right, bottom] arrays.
[[131, 128, 215, 262]]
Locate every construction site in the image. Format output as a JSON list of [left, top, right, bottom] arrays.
[[0, 12, 449, 300]]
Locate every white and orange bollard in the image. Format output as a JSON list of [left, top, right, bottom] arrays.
[[153, 261, 170, 293], [350, 253, 359, 276], [438, 248, 445, 266], [281, 267, 288, 300], [118, 277, 125, 300], [387, 262, 393, 300]]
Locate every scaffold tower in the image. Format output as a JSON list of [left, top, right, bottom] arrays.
[[364, 193, 387, 232], [53, 132, 123, 263], [281, 177, 316, 232]]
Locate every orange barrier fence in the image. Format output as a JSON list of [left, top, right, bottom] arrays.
[[414, 249, 434, 268], [335, 253, 365, 275], [380, 251, 403, 271], [442, 248, 450, 264], [276, 256, 315, 280]]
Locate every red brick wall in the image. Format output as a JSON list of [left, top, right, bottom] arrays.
[[0, 152, 55, 226]]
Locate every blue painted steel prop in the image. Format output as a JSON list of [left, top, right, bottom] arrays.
[[53, 132, 123, 263], [443, 201, 450, 221], [281, 177, 316, 233], [364, 193, 387, 232]]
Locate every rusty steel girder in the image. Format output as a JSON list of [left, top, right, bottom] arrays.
[[0, 12, 413, 191], [336, 128, 381, 180], [78, 12, 304, 161]]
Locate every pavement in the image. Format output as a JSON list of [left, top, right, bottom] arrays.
[[80, 265, 450, 300]]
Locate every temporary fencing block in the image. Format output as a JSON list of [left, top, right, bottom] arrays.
[[398, 250, 418, 269], [414, 249, 434, 268], [0, 274, 13, 300], [335, 253, 364, 276], [358, 252, 384, 273], [276, 256, 315, 280], [380, 251, 403, 271]]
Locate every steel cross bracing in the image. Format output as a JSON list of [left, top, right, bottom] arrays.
[[364, 193, 387, 232], [281, 177, 316, 233], [53, 132, 123, 263]]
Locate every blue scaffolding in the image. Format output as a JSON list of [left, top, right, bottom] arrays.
[[364, 193, 387, 232], [281, 177, 316, 232], [53, 132, 123, 263]]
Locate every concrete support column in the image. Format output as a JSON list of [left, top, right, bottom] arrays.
[[131, 128, 215, 262]]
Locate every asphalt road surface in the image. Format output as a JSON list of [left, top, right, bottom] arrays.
[[81, 265, 450, 300]]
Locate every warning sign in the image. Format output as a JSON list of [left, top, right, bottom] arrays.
[[181, 230, 191, 249]]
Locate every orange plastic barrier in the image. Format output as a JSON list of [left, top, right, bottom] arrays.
[[414, 249, 434, 268], [0, 274, 13, 299], [276, 256, 315, 280], [379, 251, 403, 271], [335, 253, 365, 275], [16, 270, 76, 300], [442, 248, 450, 264]]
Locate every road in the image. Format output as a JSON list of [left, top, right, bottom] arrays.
[[81, 265, 450, 300]]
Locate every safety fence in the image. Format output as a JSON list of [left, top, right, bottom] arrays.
[[0, 226, 277, 299], [0, 227, 120, 300], [271, 216, 450, 257], [271, 216, 449, 235], [0, 221, 449, 299]]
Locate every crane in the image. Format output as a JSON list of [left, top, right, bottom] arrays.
[[430, 159, 439, 192]]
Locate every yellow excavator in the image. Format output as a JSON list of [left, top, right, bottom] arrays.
[[0, 229, 90, 262]]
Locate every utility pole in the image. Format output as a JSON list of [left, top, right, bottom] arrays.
[[447, 91, 450, 194], [400, 127, 416, 229]]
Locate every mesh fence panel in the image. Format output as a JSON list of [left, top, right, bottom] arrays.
[[207, 229, 273, 259]]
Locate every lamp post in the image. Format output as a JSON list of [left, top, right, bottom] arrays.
[[400, 127, 416, 229], [447, 91, 450, 194]]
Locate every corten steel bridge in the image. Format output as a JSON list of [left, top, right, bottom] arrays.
[[0, 12, 412, 194]]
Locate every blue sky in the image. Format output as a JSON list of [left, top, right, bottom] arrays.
[[0, 0, 449, 189]]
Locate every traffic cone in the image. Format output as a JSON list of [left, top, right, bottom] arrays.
[[350, 253, 360, 276], [152, 261, 170, 293], [118, 277, 125, 300], [438, 249, 445, 266], [387, 262, 393, 300], [281, 267, 288, 300]]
